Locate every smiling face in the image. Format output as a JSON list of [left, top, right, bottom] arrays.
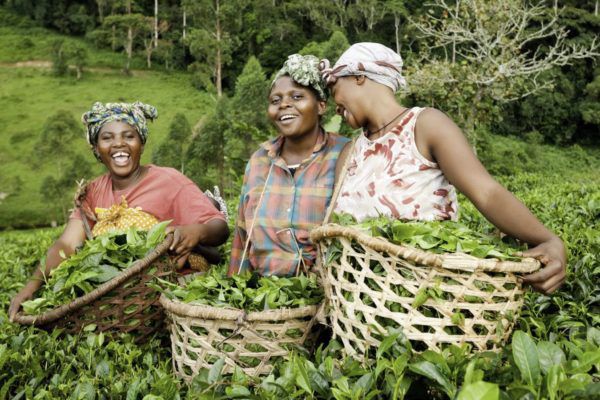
[[94, 121, 144, 179], [330, 76, 367, 130], [268, 76, 326, 139]]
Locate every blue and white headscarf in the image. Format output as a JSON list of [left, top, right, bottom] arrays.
[[82, 101, 158, 145]]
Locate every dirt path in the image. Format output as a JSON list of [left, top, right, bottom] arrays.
[[0, 60, 149, 76]]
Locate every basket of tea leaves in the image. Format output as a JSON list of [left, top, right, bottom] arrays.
[[157, 267, 323, 380], [12, 221, 175, 342], [310, 214, 540, 360]]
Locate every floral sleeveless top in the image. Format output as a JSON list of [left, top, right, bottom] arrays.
[[334, 107, 458, 221]]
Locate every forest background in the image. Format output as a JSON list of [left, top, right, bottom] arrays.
[[0, 1, 599, 398], [0, 0, 598, 229]]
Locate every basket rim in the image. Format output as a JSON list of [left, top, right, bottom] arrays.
[[12, 233, 174, 326], [311, 223, 540, 274], [159, 294, 319, 322]]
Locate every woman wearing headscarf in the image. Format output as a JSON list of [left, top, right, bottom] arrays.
[[228, 54, 349, 277], [320, 42, 566, 295], [9, 102, 229, 319]]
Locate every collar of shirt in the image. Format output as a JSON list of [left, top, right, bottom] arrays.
[[263, 131, 329, 162]]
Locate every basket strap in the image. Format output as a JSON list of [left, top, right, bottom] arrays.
[[237, 162, 275, 275], [323, 137, 357, 224]]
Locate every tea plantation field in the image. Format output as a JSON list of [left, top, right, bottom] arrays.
[[1, 169, 598, 399]]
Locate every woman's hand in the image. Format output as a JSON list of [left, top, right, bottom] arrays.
[[521, 236, 567, 294], [166, 220, 229, 268], [8, 282, 39, 321], [166, 225, 202, 268]]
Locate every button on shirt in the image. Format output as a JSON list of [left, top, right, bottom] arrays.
[[228, 131, 349, 277]]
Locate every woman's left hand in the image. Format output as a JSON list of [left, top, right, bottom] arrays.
[[521, 236, 567, 294], [166, 225, 203, 267]]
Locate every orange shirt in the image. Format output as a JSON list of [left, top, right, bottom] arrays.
[[71, 165, 224, 228]]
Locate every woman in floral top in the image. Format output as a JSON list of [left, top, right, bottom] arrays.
[[320, 42, 566, 295]]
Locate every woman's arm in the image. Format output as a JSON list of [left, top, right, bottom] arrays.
[[167, 219, 229, 268], [415, 108, 566, 294], [9, 219, 87, 320]]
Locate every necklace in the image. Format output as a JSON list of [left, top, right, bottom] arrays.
[[366, 108, 409, 138]]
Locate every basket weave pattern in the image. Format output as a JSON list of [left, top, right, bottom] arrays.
[[14, 236, 176, 342], [311, 224, 540, 359], [160, 295, 319, 379]]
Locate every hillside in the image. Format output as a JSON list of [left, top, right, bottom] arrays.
[[0, 29, 215, 229]]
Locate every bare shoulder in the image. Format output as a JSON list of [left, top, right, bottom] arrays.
[[413, 108, 465, 161], [416, 108, 461, 136]]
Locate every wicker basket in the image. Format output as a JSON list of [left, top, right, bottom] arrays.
[[310, 224, 540, 359], [160, 295, 320, 380], [12, 235, 177, 343]]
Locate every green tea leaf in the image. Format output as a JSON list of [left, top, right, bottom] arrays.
[[456, 381, 499, 400], [512, 331, 541, 386]]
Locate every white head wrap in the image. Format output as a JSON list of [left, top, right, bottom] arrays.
[[319, 42, 407, 93]]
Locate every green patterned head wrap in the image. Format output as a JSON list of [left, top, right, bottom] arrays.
[[273, 54, 328, 100], [81, 101, 158, 145]]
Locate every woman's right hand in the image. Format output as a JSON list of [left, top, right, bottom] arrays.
[[8, 284, 37, 321]]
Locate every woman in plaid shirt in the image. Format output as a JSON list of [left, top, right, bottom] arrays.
[[228, 54, 350, 277]]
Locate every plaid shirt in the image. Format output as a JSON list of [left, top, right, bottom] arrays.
[[228, 131, 349, 276]]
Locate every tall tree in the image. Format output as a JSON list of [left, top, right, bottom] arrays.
[[102, 0, 149, 74], [407, 0, 599, 141], [184, 0, 241, 97], [186, 97, 229, 190], [152, 113, 193, 172], [227, 56, 271, 175]]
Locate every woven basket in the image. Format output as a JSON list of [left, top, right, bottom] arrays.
[[12, 235, 177, 343], [160, 295, 320, 380], [310, 224, 540, 359]]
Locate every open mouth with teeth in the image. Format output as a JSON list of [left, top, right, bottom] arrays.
[[111, 151, 131, 167], [278, 114, 298, 124]]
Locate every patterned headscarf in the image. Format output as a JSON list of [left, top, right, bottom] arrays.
[[82, 101, 158, 145], [273, 54, 328, 100], [319, 42, 408, 93]]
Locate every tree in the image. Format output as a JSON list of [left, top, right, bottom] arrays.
[[36, 110, 80, 177], [299, 30, 349, 61], [183, 0, 242, 97], [186, 97, 229, 190], [63, 42, 88, 80], [50, 39, 68, 76], [40, 153, 94, 222], [227, 56, 271, 175], [143, 19, 169, 68], [384, 0, 408, 53], [152, 113, 193, 172], [407, 0, 600, 141], [103, 0, 149, 74], [580, 71, 600, 126]]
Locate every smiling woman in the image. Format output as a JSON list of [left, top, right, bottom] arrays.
[[8, 101, 229, 320], [228, 54, 349, 277]]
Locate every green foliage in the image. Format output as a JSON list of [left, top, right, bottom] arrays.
[[185, 97, 229, 190], [299, 30, 350, 62], [226, 56, 272, 175], [22, 222, 170, 315], [580, 71, 600, 126], [332, 213, 525, 260], [0, 66, 211, 229], [152, 113, 193, 172], [1, 158, 600, 397], [36, 110, 80, 173], [50, 38, 68, 76], [158, 266, 322, 311]]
